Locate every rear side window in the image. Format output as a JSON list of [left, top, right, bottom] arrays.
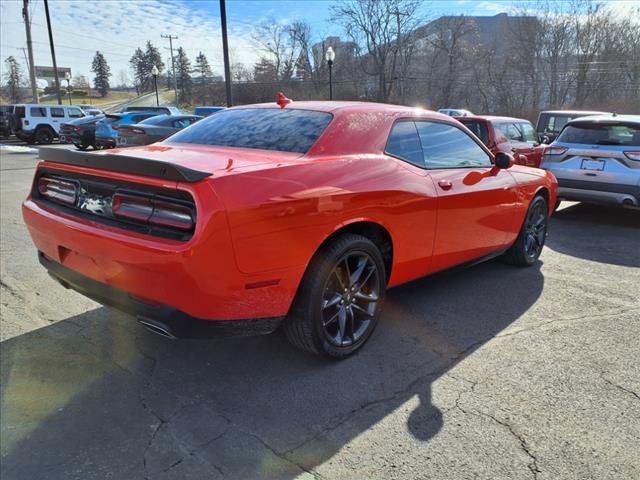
[[460, 120, 489, 145], [538, 114, 572, 134], [416, 121, 492, 168], [50, 107, 65, 118], [31, 107, 47, 117], [385, 121, 424, 167], [132, 115, 155, 123], [68, 108, 83, 118], [167, 108, 333, 154], [557, 123, 640, 146]]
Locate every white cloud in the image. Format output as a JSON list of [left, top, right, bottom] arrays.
[[0, 0, 260, 85]]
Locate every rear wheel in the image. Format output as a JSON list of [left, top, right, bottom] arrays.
[[284, 233, 386, 359], [75, 143, 89, 151], [503, 195, 548, 266], [35, 127, 54, 145]]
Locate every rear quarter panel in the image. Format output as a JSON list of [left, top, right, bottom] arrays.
[[212, 155, 439, 287]]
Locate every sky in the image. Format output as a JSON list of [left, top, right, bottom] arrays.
[[1, 0, 638, 86]]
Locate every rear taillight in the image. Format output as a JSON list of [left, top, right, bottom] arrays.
[[544, 146, 568, 155], [112, 193, 194, 230], [72, 126, 81, 132], [38, 177, 77, 205], [111, 124, 119, 130], [624, 151, 640, 161], [121, 127, 144, 134]]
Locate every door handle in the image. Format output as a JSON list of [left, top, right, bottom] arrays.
[[438, 180, 453, 190]]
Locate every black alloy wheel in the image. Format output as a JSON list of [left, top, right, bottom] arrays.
[[503, 195, 549, 266], [284, 233, 386, 358], [321, 251, 381, 347]]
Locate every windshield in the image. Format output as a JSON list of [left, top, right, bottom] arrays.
[[167, 108, 333, 154], [557, 122, 640, 146]]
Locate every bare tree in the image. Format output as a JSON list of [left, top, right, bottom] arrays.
[[333, 0, 420, 102]]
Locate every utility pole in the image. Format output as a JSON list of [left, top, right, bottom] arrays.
[[391, 9, 409, 104], [43, 0, 62, 105], [161, 34, 179, 106], [22, 0, 39, 102], [219, 0, 233, 107]]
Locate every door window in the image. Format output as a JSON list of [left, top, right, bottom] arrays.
[[68, 108, 83, 118], [415, 121, 492, 168], [518, 122, 538, 143], [30, 107, 47, 117], [385, 121, 424, 167], [50, 107, 65, 118]]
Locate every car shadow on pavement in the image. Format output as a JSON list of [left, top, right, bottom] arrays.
[[546, 203, 640, 267], [1, 260, 544, 480]]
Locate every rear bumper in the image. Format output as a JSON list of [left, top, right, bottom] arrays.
[[23, 188, 301, 321], [557, 178, 640, 207], [40, 252, 283, 338], [95, 136, 116, 148]]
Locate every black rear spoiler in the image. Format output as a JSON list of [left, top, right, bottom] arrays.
[[38, 147, 211, 183]]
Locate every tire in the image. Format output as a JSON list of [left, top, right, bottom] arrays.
[[502, 195, 549, 266], [35, 127, 54, 145], [75, 143, 89, 151], [283, 233, 386, 359]]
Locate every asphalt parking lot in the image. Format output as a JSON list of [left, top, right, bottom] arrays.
[[1, 144, 639, 480]]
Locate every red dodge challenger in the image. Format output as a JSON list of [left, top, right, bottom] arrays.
[[23, 100, 557, 358]]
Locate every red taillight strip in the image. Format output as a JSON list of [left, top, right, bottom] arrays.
[[544, 146, 568, 155], [37, 177, 77, 205], [112, 193, 194, 231]]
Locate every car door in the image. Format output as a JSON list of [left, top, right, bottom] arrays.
[[50, 106, 65, 133], [414, 120, 520, 273]]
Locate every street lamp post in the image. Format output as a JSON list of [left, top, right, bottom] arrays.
[[64, 71, 72, 105], [151, 65, 159, 107], [325, 46, 335, 101]]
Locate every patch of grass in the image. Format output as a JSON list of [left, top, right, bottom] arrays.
[[40, 90, 137, 106]]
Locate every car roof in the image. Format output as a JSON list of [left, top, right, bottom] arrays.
[[455, 115, 531, 123], [232, 100, 451, 119], [567, 114, 640, 125], [539, 110, 608, 116]]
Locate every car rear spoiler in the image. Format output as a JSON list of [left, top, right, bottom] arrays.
[[38, 147, 212, 183]]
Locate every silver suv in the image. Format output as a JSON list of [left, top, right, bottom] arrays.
[[540, 115, 640, 208]]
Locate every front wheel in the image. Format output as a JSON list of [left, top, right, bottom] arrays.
[[284, 233, 386, 359], [502, 195, 549, 266]]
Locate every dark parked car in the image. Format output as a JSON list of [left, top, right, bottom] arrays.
[[116, 114, 202, 147], [0, 105, 14, 138], [59, 114, 105, 150], [536, 110, 607, 143]]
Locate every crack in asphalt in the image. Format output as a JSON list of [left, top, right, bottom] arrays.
[[453, 387, 541, 480], [600, 373, 640, 401]]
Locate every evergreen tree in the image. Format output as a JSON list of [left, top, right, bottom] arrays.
[[129, 48, 146, 94], [194, 51, 212, 79], [91, 51, 111, 97], [3, 56, 23, 102], [129, 42, 164, 94], [175, 47, 192, 104]]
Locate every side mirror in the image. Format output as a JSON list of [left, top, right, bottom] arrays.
[[494, 152, 514, 169]]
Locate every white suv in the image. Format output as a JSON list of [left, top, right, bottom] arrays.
[[13, 104, 86, 144]]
